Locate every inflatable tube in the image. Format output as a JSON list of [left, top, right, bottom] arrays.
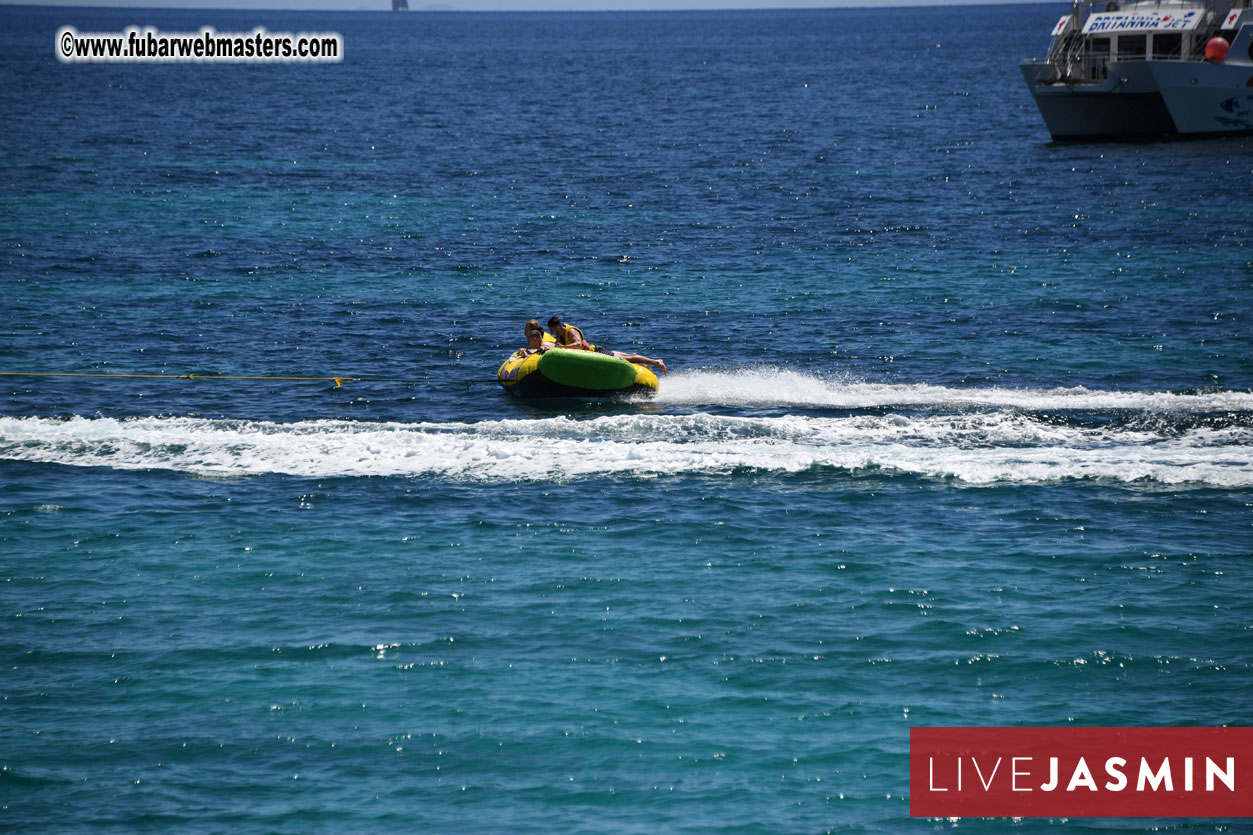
[[497, 348, 659, 399]]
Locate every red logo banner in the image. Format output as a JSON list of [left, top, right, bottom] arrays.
[[910, 727, 1253, 818]]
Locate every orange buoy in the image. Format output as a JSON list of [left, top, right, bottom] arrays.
[[1205, 37, 1230, 62]]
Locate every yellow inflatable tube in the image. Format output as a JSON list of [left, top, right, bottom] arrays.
[[497, 347, 659, 399]]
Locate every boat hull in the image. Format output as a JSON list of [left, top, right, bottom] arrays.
[[1021, 60, 1177, 139], [497, 348, 659, 399], [1148, 61, 1253, 134]]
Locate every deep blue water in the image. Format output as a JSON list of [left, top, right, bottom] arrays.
[[1, 3, 1252, 832]]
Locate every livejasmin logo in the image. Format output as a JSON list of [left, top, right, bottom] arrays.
[[910, 727, 1253, 818], [928, 752, 1234, 793]]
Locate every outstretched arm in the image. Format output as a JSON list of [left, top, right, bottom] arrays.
[[563, 326, 593, 351]]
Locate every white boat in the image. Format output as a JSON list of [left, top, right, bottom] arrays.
[[1020, 0, 1253, 139]]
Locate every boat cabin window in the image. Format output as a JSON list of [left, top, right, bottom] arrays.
[[1152, 33, 1182, 59], [1089, 37, 1111, 76], [1117, 34, 1147, 60]]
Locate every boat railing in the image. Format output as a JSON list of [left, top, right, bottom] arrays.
[[1069, 0, 1244, 20], [1024, 38, 1223, 84]]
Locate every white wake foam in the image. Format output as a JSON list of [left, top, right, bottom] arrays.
[[655, 368, 1253, 412], [1, 402, 1250, 486]]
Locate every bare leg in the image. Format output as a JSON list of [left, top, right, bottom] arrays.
[[612, 352, 666, 375]]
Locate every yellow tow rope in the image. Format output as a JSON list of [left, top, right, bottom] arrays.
[[0, 371, 437, 388]]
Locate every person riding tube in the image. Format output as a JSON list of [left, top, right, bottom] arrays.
[[546, 316, 667, 375]]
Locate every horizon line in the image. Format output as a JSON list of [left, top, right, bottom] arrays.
[[1, 0, 1053, 12]]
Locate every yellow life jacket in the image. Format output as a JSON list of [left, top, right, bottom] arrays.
[[556, 323, 595, 351]]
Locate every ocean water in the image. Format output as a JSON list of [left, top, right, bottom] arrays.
[[1, 2, 1252, 831]]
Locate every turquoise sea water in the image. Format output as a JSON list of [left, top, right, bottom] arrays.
[[2, 3, 1252, 831]]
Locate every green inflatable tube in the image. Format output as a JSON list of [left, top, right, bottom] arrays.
[[537, 348, 639, 390]]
